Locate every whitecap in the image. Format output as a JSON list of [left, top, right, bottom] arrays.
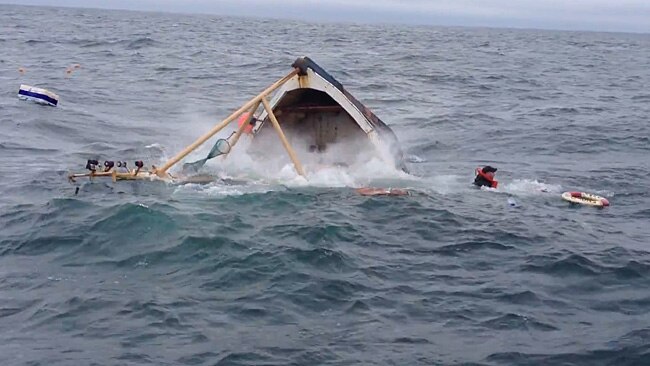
[[500, 179, 563, 196]]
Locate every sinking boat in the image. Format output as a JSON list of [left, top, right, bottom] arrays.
[[68, 56, 408, 184], [248, 57, 408, 172]]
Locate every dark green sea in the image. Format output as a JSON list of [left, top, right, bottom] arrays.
[[1, 4, 650, 365]]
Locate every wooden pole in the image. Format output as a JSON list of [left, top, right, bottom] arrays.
[[155, 68, 298, 176], [223, 101, 260, 158], [261, 97, 306, 177]]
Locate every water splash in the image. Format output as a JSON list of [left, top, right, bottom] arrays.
[[500, 179, 563, 196], [406, 154, 426, 163]]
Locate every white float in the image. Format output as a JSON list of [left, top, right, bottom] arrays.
[[561, 191, 610, 207], [18, 84, 59, 106]]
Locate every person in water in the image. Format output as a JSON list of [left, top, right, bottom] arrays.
[[474, 165, 498, 188]]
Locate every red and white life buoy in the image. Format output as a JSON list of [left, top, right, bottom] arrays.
[[561, 191, 609, 207]]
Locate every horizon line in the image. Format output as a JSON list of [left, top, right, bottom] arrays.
[[2, 2, 649, 35]]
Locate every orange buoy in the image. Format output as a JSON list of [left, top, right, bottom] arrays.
[[237, 112, 254, 134], [65, 64, 80, 77], [356, 187, 409, 196]]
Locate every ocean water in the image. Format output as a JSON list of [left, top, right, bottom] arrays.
[[1, 4, 650, 365]]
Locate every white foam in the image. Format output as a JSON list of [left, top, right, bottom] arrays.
[[172, 180, 281, 198], [400, 173, 472, 195], [407, 154, 426, 163], [223, 138, 406, 181], [436, 176, 465, 194], [594, 189, 615, 197], [500, 179, 563, 196], [160, 120, 449, 198], [170, 140, 573, 203], [169, 142, 419, 198], [410, 176, 564, 198]]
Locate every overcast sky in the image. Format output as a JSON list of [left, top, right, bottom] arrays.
[[4, 0, 650, 33]]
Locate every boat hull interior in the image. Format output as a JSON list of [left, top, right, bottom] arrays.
[[250, 88, 376, 168]]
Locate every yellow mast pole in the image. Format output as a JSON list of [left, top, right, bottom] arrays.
[[261, 97, 306, 177], [155, 69, 298, 176]]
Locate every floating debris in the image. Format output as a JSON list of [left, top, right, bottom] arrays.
[[65, 64, 81, 77], [18, 84, 59, 107], [561, 191, 610, 207]]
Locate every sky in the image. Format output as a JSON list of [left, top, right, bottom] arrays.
[[3, 0, 650, 33]]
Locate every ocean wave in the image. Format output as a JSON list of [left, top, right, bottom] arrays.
[[631, 94, 650, 101], [1, 234, 83, 256], [154, 66, 181, 72], [77, 40, 116, 48], [285, 278, 372, 313], [528, 106, 580, 116], [501, 179, 563, 195], [2, 6, 650, 364], [24, 39, 48, 44], [432, 240, 515, 256], [480, 313, 558, 331], [589, 296, 650, 315], [284, 247, 356, 272], [126, 37, 159, 50], [0, 142, 58, 153], [521, 253, 650, 280], [495, 290, 542, 305], [487, 329, 650, 365]]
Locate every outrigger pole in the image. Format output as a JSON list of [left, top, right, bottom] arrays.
[[68, 67, 307, 184], [181, 101, 262, 173], [261, 97, 305, 176], [155, 68, 300, 177]]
